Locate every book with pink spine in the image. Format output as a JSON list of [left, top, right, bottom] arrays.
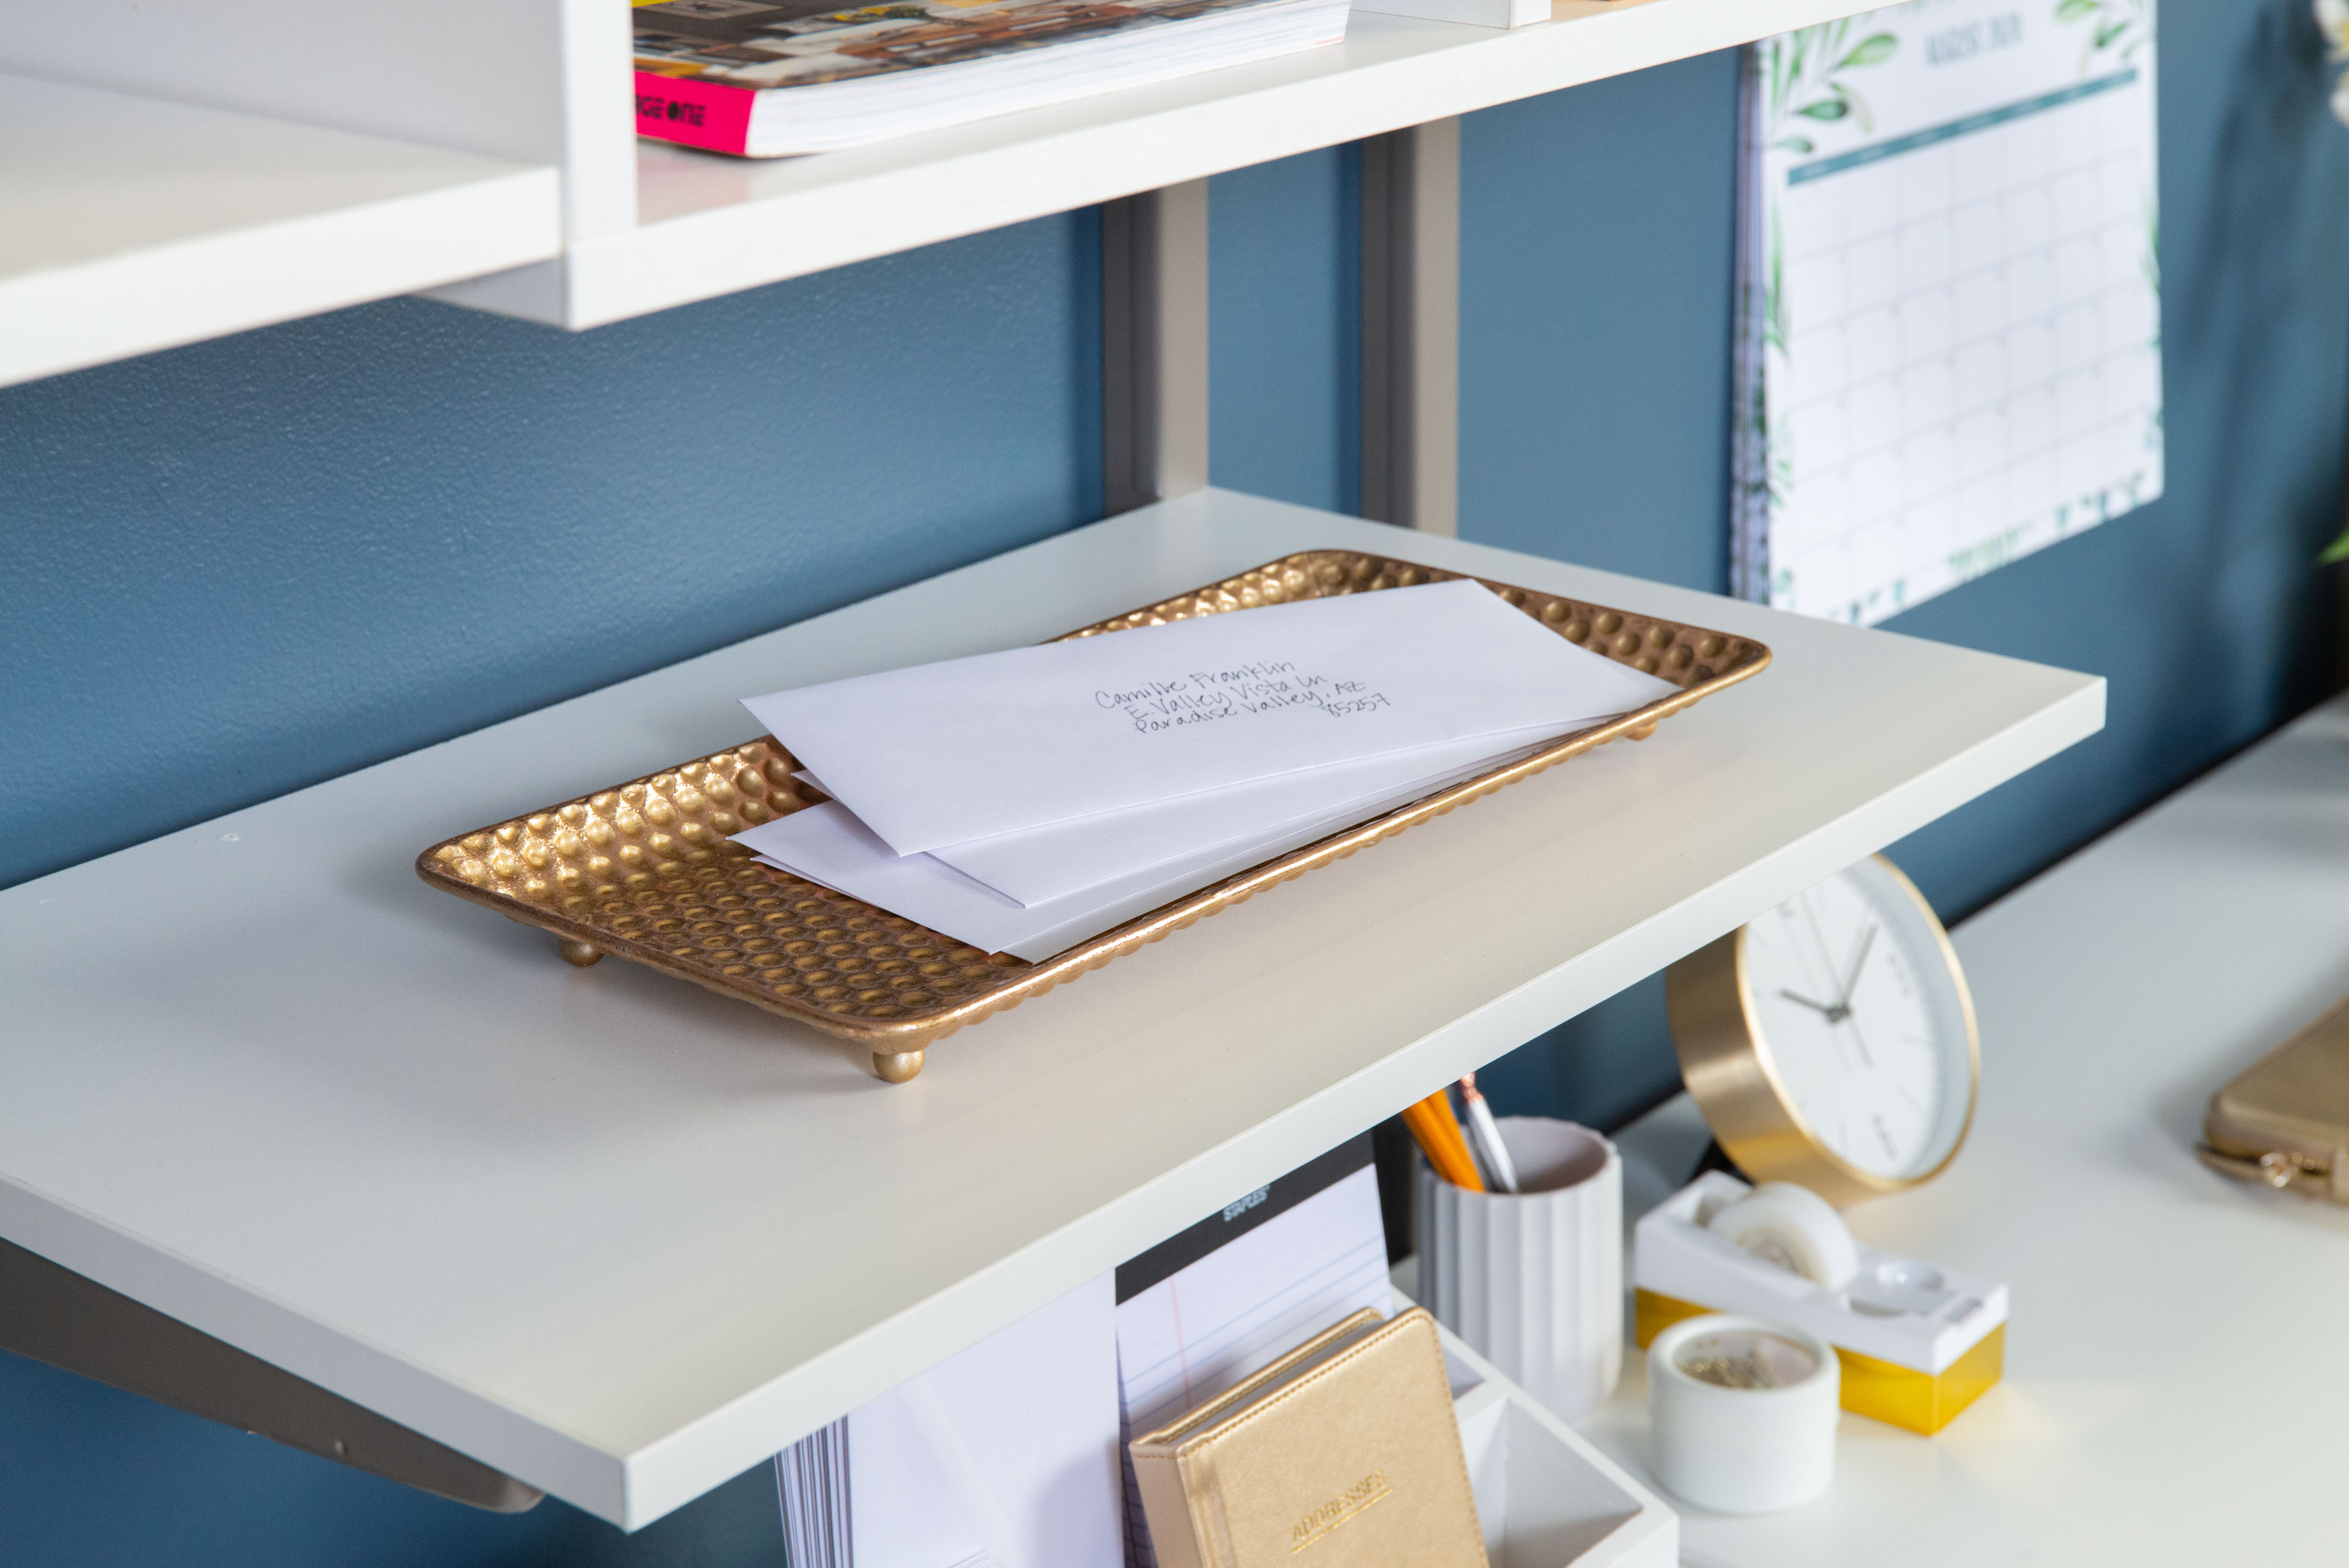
[[632, 0, 1349, 157]]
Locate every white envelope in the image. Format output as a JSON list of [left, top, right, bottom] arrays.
[[739, 580, 1676, 855], [847, 1273, 1120, 1568], [923, 721, 1580, 906], [744, 743, 1509, 961], [797, 722, 1579, 909]]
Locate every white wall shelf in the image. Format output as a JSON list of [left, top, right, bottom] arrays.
[[0, 73, 560, 388], [0, 489, 2102, 1531], [0, 0, 1883, 374], [439, 0, 1879, 328]]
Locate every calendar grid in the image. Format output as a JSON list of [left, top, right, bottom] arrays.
[[1735, 0, 2161, 625]]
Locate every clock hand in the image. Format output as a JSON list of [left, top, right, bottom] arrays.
[[1791, 893, 1860, 1065], [1843, 1011, 1879, 1070], [1795, 897, 1848, 1014], [1825, 924, 1880, 1066], [1778, 988, 1839, 1018], [1836, 924, 1878, 1011]]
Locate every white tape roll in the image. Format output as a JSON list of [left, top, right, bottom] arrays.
[[1647, 1314, 1839, 1514], [1705, 1182, 1859, 1290]]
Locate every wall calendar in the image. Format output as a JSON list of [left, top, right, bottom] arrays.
[[1733, 0, 2161, 625]]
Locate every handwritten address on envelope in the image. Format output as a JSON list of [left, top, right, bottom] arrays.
[[741, 579, 1677, 856], [1099, 661, 1391, 732]]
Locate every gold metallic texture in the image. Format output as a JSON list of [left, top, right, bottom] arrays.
[[419, 551, 1771, 1080]]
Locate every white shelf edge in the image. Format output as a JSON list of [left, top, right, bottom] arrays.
[[605, 529, 2104, 1524], [0, 490, 2104, 1529], [0, 73, 561, 389], [430, 0, 1879, 329]]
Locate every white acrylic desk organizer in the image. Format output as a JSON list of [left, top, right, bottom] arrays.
[[1429, 1310, 1678, 1567], [1634, 1173, 2008, 1435]]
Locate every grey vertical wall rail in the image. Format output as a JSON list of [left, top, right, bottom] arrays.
[[1360, 118, 1461, 536], [1101, 180, 1211, 514]]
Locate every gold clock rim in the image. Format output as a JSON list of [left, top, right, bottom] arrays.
[[1666, 854, 1982, 1207]]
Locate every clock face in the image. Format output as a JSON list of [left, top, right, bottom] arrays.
[[1738, 858, 1976, 1183]]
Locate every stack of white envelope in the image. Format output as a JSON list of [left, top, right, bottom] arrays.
[[730, 580, 1678, 962]]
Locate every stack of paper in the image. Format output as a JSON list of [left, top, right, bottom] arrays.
[[1112, 1139, 1400, 1568], [775, 1273, 1122, 1568], [732, 580, 1677, 960]]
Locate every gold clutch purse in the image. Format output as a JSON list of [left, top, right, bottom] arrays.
[[1129, 1306, 1487, 1568], [2200, 992, 2349, 1203]]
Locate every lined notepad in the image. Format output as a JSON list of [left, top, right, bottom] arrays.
[[1113, 1149, 1396, 1568]]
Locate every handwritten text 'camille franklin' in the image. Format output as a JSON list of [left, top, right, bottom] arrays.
[[1095, 661, 1392, 733]]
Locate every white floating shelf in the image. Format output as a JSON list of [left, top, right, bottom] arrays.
[[435, 0, 1879, 329], [0, 489, 2102, 1530], [0, 0, 1883, 362], [0, 73, 560, 388]]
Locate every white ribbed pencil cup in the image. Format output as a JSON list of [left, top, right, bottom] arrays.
[[1420, 1116, 1623, 1421]]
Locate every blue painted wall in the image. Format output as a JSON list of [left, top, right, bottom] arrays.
[[3, 0, 2344, 1559], [1472, 0, 2349, 1130], [0, 214, 1103, 893], [1210, 144, 1363, 513]]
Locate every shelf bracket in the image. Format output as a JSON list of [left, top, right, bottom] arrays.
[[1101, 180, 1211, 514], [1359, 118, 1461, 536], [0, 1238, 543, 1513]]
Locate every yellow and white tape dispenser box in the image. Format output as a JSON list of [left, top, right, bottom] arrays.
[[1633, 1173, 2005, 1434]]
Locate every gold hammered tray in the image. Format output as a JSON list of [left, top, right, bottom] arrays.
[[416, 551, 1770, 1081]]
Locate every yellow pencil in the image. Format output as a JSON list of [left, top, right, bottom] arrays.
[[1402, 1091, 1485, 1192]]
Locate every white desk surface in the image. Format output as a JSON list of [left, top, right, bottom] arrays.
[[0, 488, 2098, 1529], [1587, 692, 2349, 1567]]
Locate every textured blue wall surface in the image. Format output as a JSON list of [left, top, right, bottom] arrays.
[[1459, 48, 1742, 596], [1210, 146, 1363, 513], [0, 212, 1103, 890], [1473, 0, 2349, 1131], [2, 0, 2345, 1559]]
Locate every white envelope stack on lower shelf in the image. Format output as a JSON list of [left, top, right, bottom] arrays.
[[730, 580, 1676, 960], [773, 1132, 1677, 1567]]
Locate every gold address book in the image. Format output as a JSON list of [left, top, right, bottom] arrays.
[[1129, 1306, 1488, 1568]]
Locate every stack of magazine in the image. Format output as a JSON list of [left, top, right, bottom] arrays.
[[728, 580, 1675, 961], [632, 0, 1352, 157]]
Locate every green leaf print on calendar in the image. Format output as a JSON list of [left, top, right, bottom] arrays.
[[2055, 0, 2152, 70], [1756, 21, 1900, 154]]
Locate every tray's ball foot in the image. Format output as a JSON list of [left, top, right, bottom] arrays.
[[873, 1049, 927, 1084], [558, 939, 605, 968], [1626, 721, 1658, 741]]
